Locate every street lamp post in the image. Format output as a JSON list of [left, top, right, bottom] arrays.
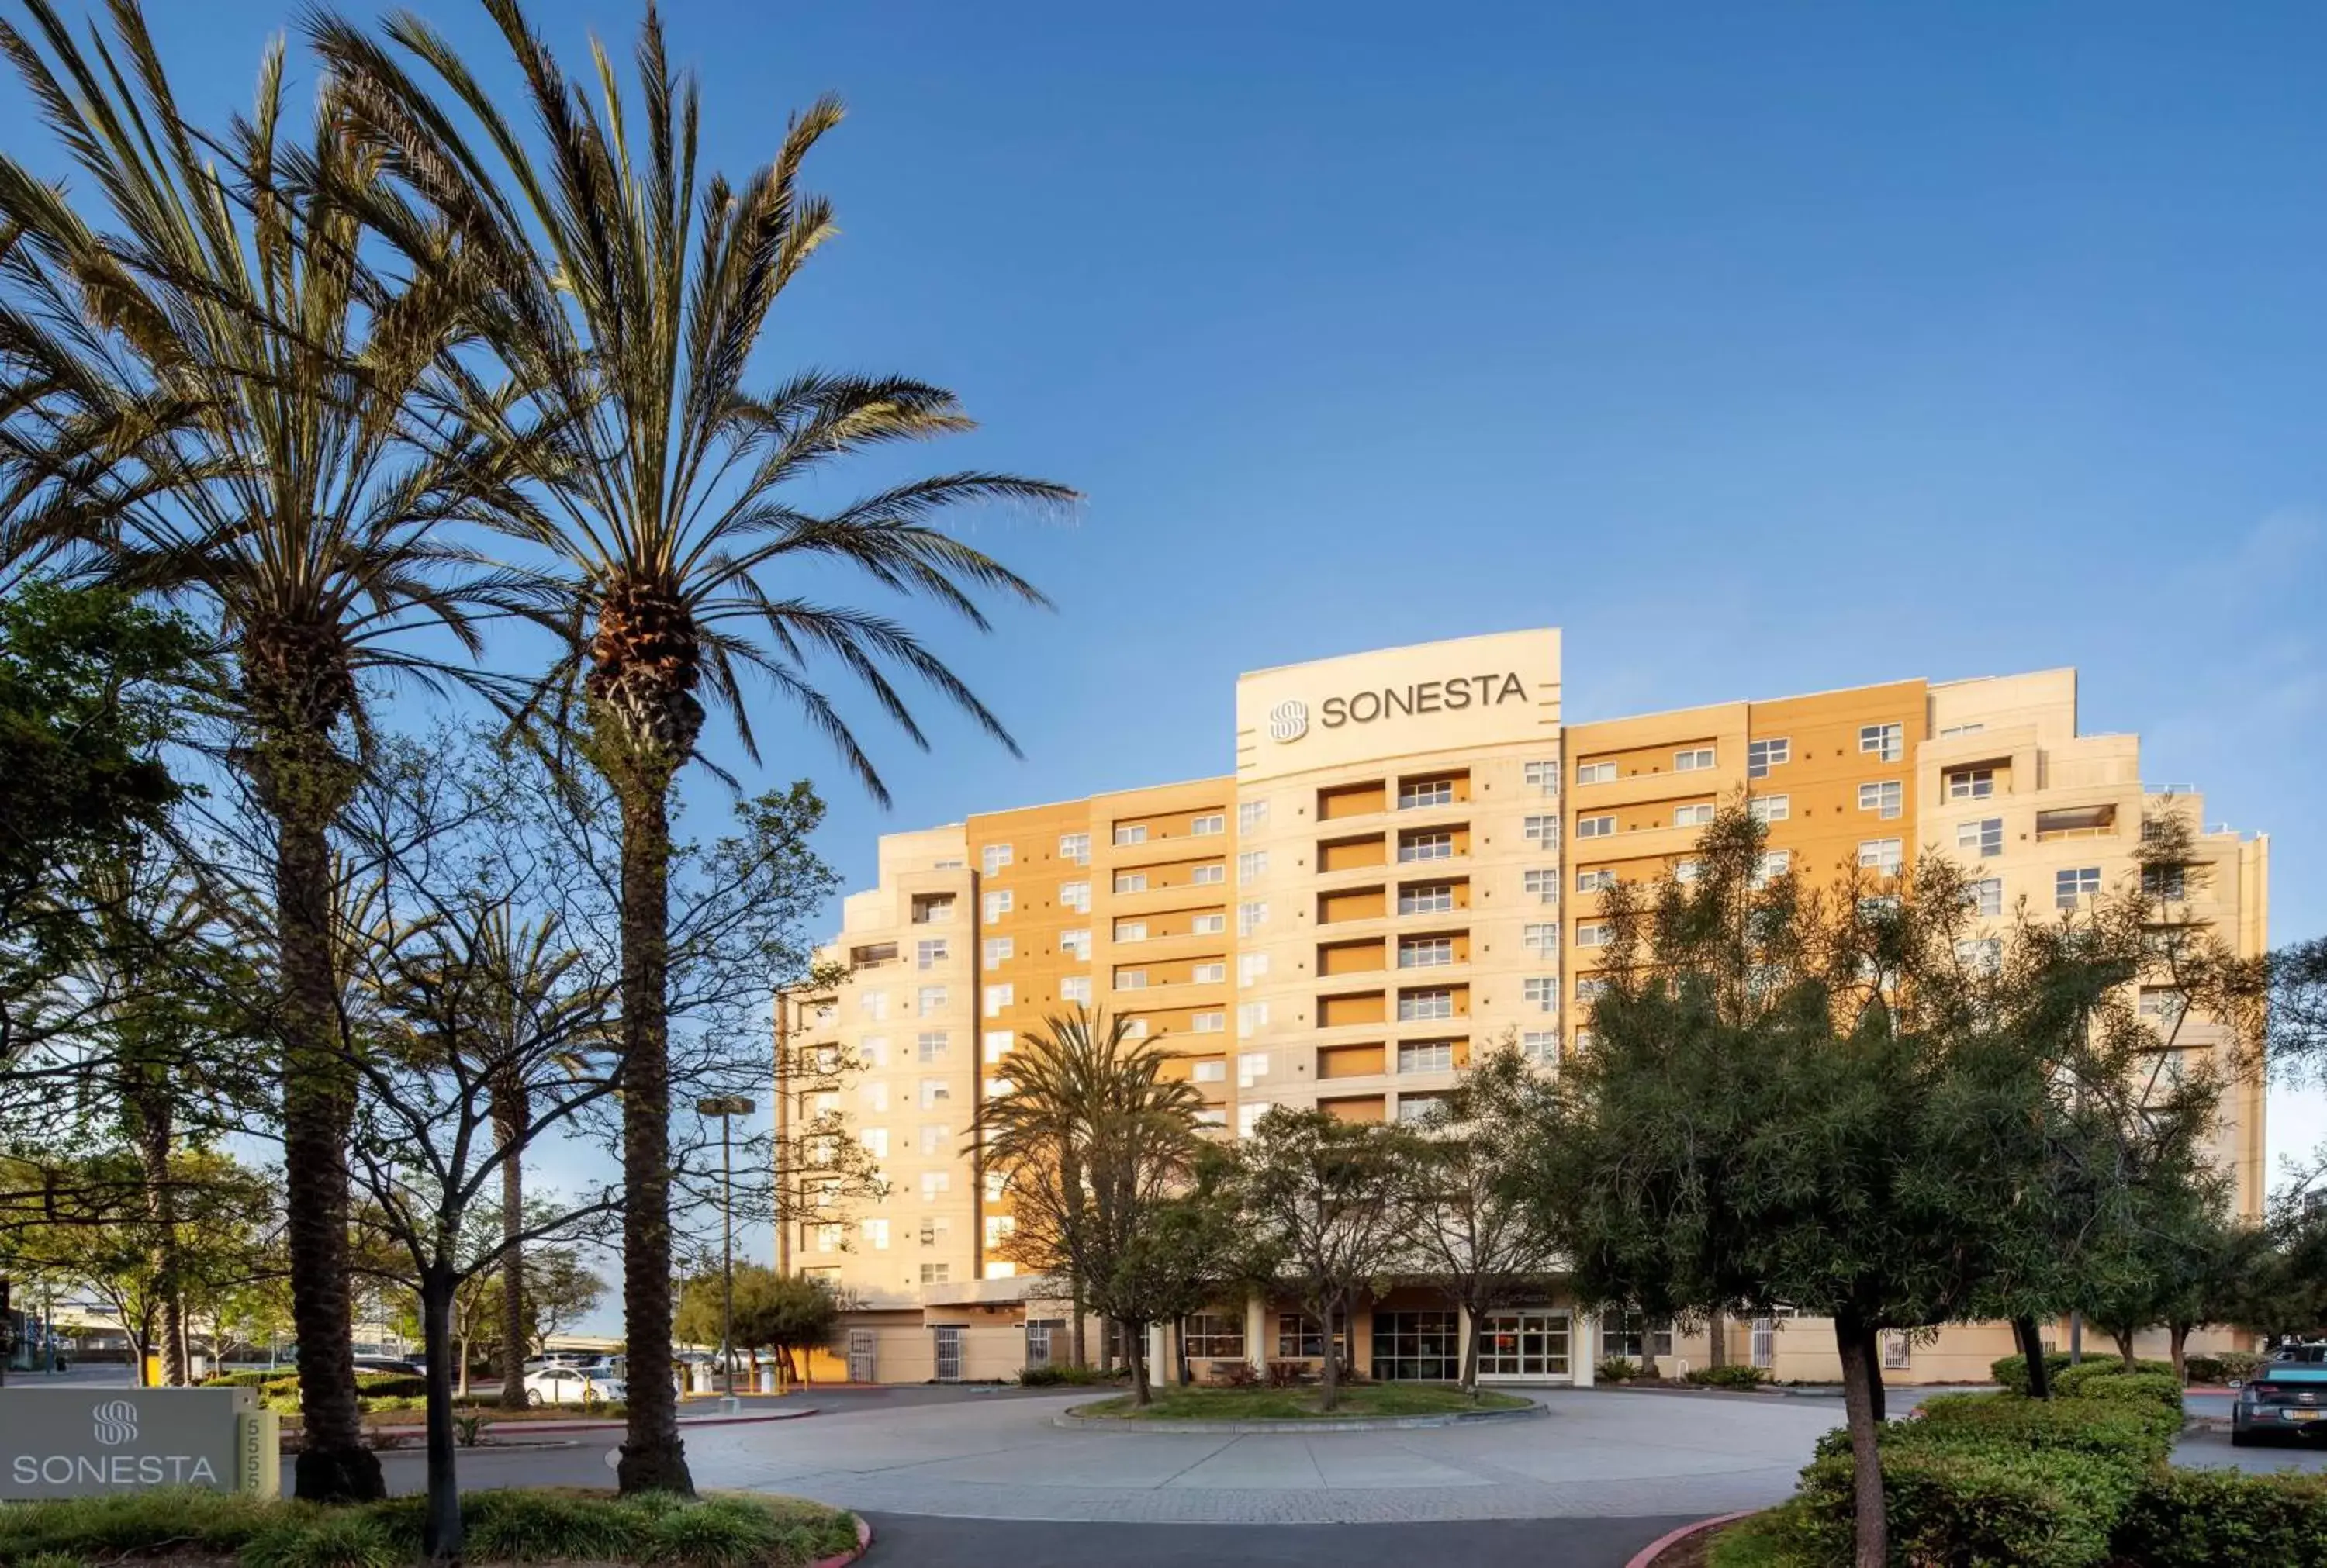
[[697, 1097, 756, 1397]]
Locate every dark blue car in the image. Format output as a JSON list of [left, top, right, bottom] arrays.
[[2232, 1352, 2327, 1446]]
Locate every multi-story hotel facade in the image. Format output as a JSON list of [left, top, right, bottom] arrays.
[[774, 630, 2269, 1386]]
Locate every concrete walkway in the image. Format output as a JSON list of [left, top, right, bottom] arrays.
[[688, 1388, 1841, 1524]]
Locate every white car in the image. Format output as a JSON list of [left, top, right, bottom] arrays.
[[520, 1365, 626, 1407]]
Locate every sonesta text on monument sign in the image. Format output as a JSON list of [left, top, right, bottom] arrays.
[[0, 1387, 278, 1498]]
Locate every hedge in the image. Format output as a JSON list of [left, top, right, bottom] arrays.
[[2180, 1350, 2263, 1385], [2051, 1358, 2174, 1395], [1682, 1364, 1769, 1391], [1795, 1443, 2137, 1568], [2113, 1468, 2327, 1566], [1991, 1351, 2074, 1394]]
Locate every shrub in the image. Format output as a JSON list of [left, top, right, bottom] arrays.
[[1596, 1356, 1639, 1383], [1991, 1350, 2074, 1394], [1018, 1363, 1111, 1387], [1910, 1390, 2177, 1463], [2181, 1349, 2262, 1386], [1209, 1361, 1260, 1388], [461, 1490, 634, 1560], [2114, 1467, 2327, 1566], [1796, 1444, 2138, 1568], [238, 1511, 408, 1568], [1683, 1364, 1769, 1391], [202, 1368, 278, 1387], [2056, 1369, 2184, 1420], [2052, 1357, 2173, 1396], [1264, 1360, 1306, 1389]]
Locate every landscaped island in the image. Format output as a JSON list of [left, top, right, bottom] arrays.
[[1071, 1385, 1532, 1421]]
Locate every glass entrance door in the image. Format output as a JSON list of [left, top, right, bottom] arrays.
[[1478, 1309, 1572, 1381]]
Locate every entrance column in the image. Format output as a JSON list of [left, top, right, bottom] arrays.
[[1573, 1309, 1596, 1387], [1245, 1291, 1269, 1375]]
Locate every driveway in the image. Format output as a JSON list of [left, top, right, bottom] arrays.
[[684, 1387, 1840, 1524]]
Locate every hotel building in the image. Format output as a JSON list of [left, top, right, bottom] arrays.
[[774, 630, 2268, 1385]]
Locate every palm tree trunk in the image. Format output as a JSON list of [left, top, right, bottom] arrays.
[[496, 1079, 529, 1412], [133, 1083, 186, 1386], [614, 783, 692, 1494], [276, 804, 382, 1501]]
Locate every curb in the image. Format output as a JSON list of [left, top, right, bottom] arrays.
[[1623, 1510, 1754, 1568], [1056, 1402, 1549, 1434], [809, 1514, 873, 1568], [462, 1407, 819, 1435]]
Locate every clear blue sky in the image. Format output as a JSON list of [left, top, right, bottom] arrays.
[[9, 1, 2324, 1307]]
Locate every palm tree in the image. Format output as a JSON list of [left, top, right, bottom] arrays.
[[310, 0, 1074, 1491], [0, 2, 518, 1500], [974, 1007, 1206, 1401]]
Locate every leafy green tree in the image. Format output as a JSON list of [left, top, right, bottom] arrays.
[[1401, 1040, 1561, 1391], [1232, 1108, 1416, 1412], [309, 0, 1072, 1494], [974, 1007, 1207, 1401], [674, 1265, 835, 1380], [0, 2, 524, 1501], [1096, 1164, 1243, 1397]]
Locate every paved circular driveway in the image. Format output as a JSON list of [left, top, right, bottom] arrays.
[[686, 1387, 1842, 1524]]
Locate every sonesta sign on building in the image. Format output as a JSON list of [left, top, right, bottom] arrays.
[[1236, 628, 1560, 780], [0, 1387, 278, 1498]]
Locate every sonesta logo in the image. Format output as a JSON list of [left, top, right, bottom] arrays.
[[1303, 670, 1529, 734]]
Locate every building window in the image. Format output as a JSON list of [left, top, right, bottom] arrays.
[[1191, 813, 1225, 837], [1192, 911, 1226, 935], [2143, 865, 2187, 902], [984, 983, 1013, 1017], [1193, 962, 1227, 984], [922, 1124, 951, 1155], [1116, 969, 1149, 990], [1576, 922, 1613, 948], [1955, 938, 2003, 974], [1957, 817, 2004, 858], [1060, 976, 1092, 1005], [1747, 737, 1789, 778], [859, 1128, 889, 1158], [983, 1030, 1012, 1063], [1191, 863, 1226, 886], [1946, 768, 1994, 801], [1184, 1312, 1245, 1359], [1238, 901, 1268, 937], [983, 937, 1011, 966], [1113, 872, 1147, 894], [1061, 880, 1091, 913], [1577, 816, 1616, 841], [982, 844, 1013, 875], [1237, 1050, 1270, 1086], [1399, 936, 1454, 969], [858, 1037, 890, 1069], [1753, 850, 1791, 886], [1520, 1031, 1558, 1065], [1060, 928, 1093, 960], [859, 989, 891, 1021], [1673, 803, 1716, 828], [1859, 781, 1903, 820], [1675, 858, 1702, 883], [1115, 918, 1148, 942], [1523, 922, 1559, 955], [1883, 1333, 1912, 1372], [918, 986, 947, 1017], [1189, 1057, 1227, 1083], [814, 1224, 842, 1253], [921, 1263, 950, 1284], [857, 1081, 888, 1112], [1523, 813, 1559, 846], [1748, 795, 1789, 824], [2140, 989, 2188, 1026], [1277, 1313, 1340, 1360], [918, 1031, 949, 1063], [984, 1214, 1015, 1249], [1858, 839, 1904, 874], [918, 1078, 950, 1109], [1577, 868, 1616, 893], [2056, 867, 2102, 908], [863, 1218, 890, 1250], [1674, 747, 1716, 772], [1397, 831, 1453, 862], [1969, 877, 2003, 917], [1524, 760, 1559, 796], [1524, 976, 1559, 1011], [1237, 1002, 1271, 1033], [1114, 824, 1148, 847], [1575, 976, 1608, 1002], [983, 889, 1013, 922], [1399, 778, 1455, 810], [1577, 761, 1618, 786], [1238, 851, 1269, 882], [1939, 722, 1986, 738], [921, 1170, 952, 1199], [1192, 1010, 1226, 1034], [1398, 1040, 1454, 1074], [1238, 800, 1268, 834], [1399, 989, 1454, 1022], [1237, 1101, 1267, 1137], [1059, 831, 1090, 864], [1858, 723, 1904, 762], [914, 939, 947, 971], [1399, 883, 1454, 915], [1523, 868, 1558, 904], [1239, 952, 1269, 987]]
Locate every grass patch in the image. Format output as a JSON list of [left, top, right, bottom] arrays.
[[1071, 1383, 1531, 1421], [0, 1485, 856, 1566]]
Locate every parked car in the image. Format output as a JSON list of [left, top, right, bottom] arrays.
[[2232, 1353, 2327, 1446], [520, 1365, 626, 1407], [352, 1355, 423, 1377]]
